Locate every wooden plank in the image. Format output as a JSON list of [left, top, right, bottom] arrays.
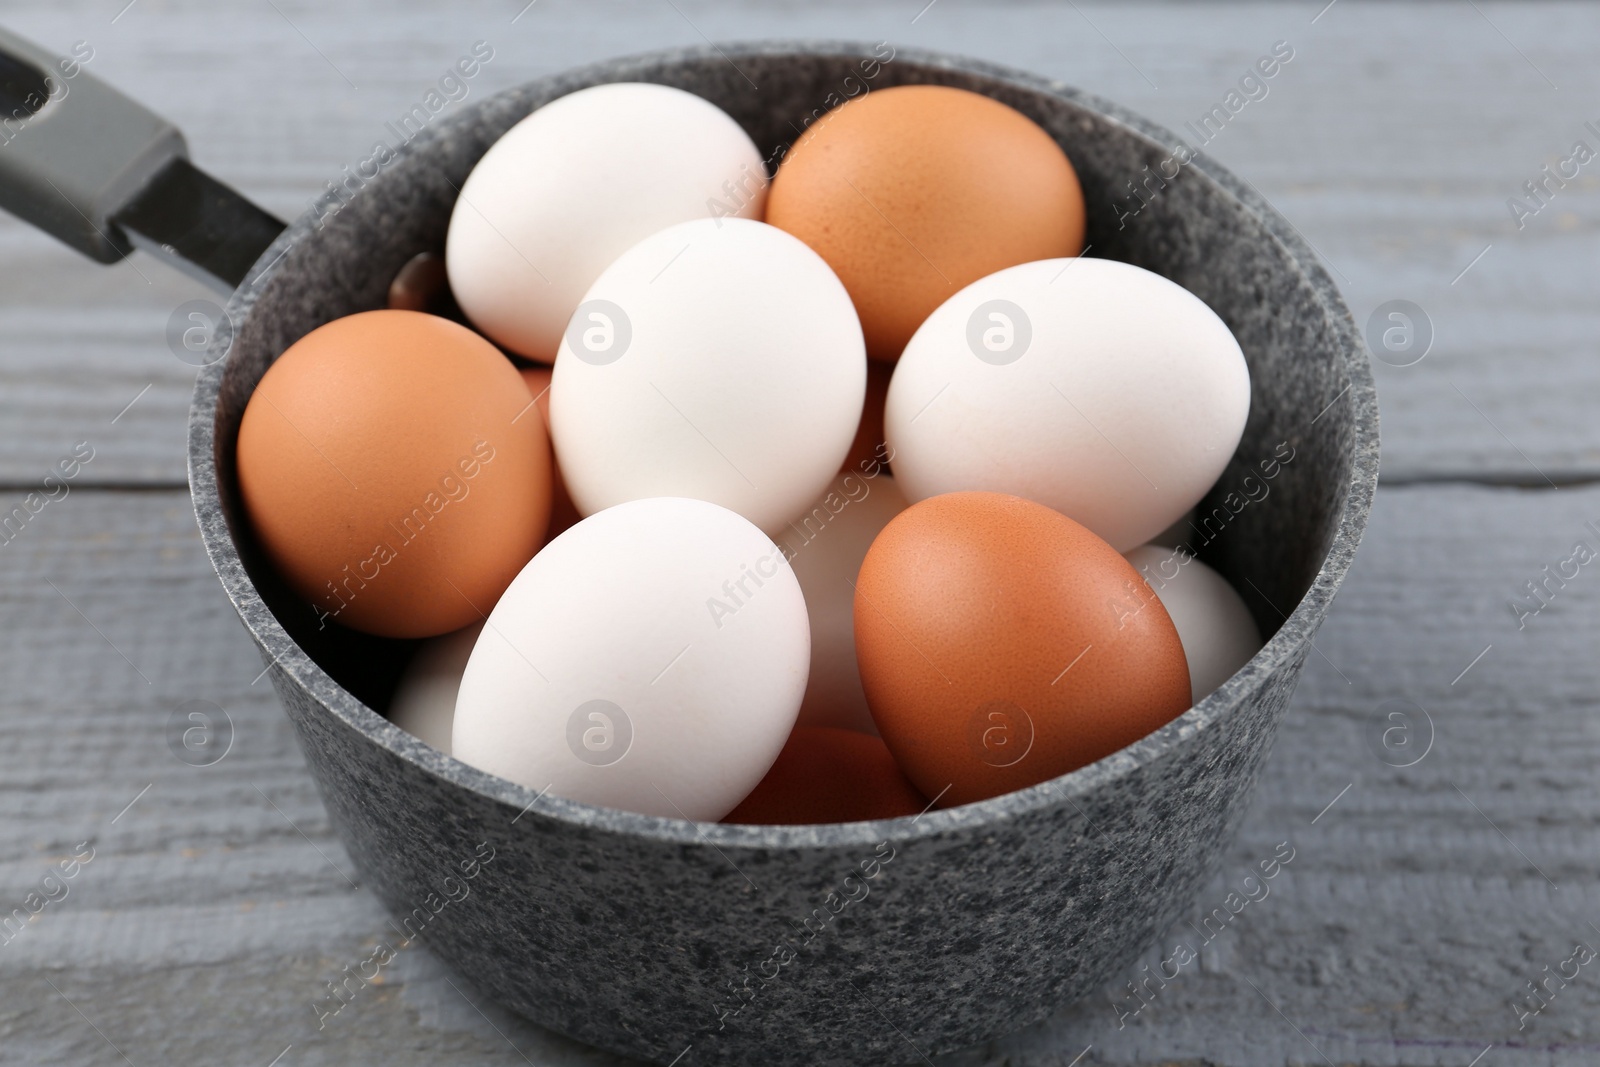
[[1011, 479, 1600, 1066], [1, 478, 1597, 1065], [0, 1, 1595, 484]]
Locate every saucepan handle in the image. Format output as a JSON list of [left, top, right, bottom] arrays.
[[0, 26, 285, 292]]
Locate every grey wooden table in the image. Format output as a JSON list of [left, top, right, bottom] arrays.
[[1, 1, 1595, 1064]]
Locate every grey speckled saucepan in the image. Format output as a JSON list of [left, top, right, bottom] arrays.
[[0, 35, 1378, 1067]]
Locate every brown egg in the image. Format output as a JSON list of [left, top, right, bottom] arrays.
[[854, 491, 1189, 807], [841, 358, 892, 476], [237, 310, 552, 638], [387, 251, 462, 321], [767, 85, 1086, 362], [517, 365, 583, 540], [723, 727, 928, 825]]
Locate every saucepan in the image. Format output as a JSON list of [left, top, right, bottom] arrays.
[[0, 29, 1377, 1066]]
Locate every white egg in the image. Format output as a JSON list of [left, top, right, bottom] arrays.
[[886, 258, 1251, 552], [1124, 544, 1262, 703], [1152, 508, 1198, 549], [445, 83, 766, 360], [777, 472, 907, 736], [550, 217, 866, 535], [452, 497, 809, 821], [388, 622, 483, 754]]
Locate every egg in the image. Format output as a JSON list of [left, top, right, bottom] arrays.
[[1124, 545, 1262, 704], [550, 217, 866, 535], [1152, 509, 1199, 549], [854, 491, 1190, 807], [236, 310, 552, 638], [452, 497, 810, 821], [446, 83, 766, 360], [778, 472, 907, 735], [723, 727, 927, 825], [388, 622, 483, 754], [766, 84, 1085, 362], [387, 250, 458, 319], [886, 258, 1251, 552], [517, 365, 583, 540]]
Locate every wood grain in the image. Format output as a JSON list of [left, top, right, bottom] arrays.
[[3, 482, 1598, 1065], [0, 2, 1594, 1065], [0, 0, 1597, 483]]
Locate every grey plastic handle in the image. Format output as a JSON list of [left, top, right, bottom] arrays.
[[0, 27, 285, 292]]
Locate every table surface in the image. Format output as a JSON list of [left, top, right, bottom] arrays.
[[1, 1, 1595, 1064]]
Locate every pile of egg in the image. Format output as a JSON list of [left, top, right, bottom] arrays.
[[236, 81, 1264, 824]]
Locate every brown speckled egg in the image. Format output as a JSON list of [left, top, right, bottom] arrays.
[[854, 491, 1189, 806], [766, 85, 1085, 362], [517, 365, 584, 540], [723, 727, 928, 825], [237, 310, 552, 639]]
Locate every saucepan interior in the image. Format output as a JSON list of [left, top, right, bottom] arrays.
[[192, 41, 1372, 838]]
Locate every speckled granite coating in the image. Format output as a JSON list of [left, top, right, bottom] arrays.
[[186, 43, 1379, 1066]]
